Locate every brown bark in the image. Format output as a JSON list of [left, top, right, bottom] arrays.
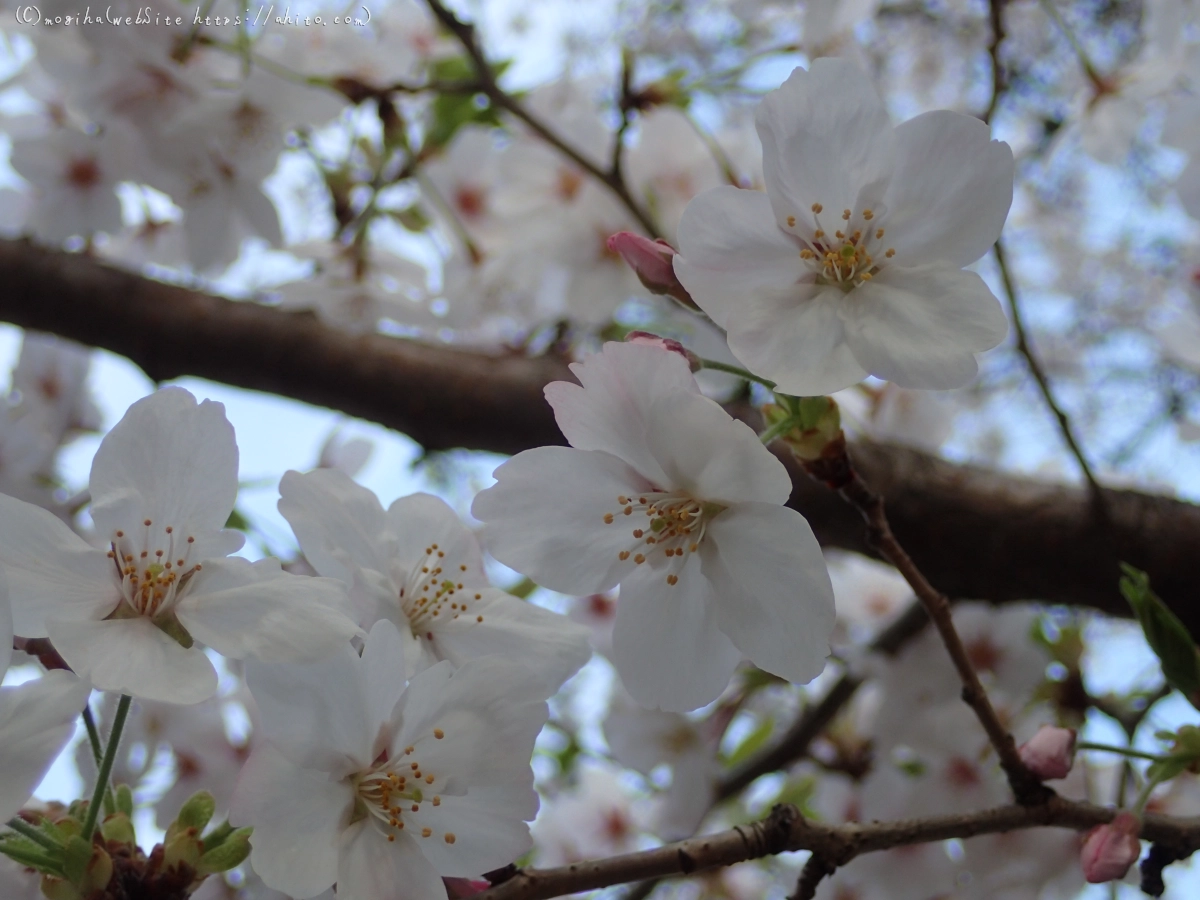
[[1, 239, 1197, 631]]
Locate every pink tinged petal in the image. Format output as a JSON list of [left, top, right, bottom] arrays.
[[0, 493, 117, 637], [643, 391, 792, 506], [672, 187, 808, 330], [174, 557, 359, 664], [278, 468, 391, 584], [0, 671, 91, 821], [244, 644, 373, 775], [881, 111, 1014, 269], [88, 387, 243, 560], [1080, 811, 1142, 883], [232, 743, 349, 899], [841, 266, 1009, 389], [700, 502, 835, 685], [45, 617, 217, 704], [611, 557, 742, 712], [338, 819, 446, 900], [725, 286, 870, 396], [1018, 725, 1076, 781], [472, 447, 648, 596], [755, 60, 895, 232], [429, 589, 592, 697], [545, 342, 699, 487], [386, 492, 487, 586], [408, 784, 535, 876]]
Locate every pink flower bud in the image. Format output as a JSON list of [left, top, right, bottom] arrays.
[[1018, 725, 1076, 780], [443, 877, 491, 898], [606, 232, 697, 308], [1080, 811, 1141, 883], [624, 332, 702, 371]]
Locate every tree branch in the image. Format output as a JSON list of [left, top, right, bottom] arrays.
[[1, 239, 1198, 633], [476, 798, 1200, 900]]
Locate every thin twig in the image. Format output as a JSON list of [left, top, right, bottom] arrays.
[[983, 0, 1006, 123], [610, 50, 635, 184], [789, 854, 836, 900], [994, 239, 1105, 506], [840, 471, 1047, 804], [422, 0, 661, 237], [476, 798, 1200, 900]]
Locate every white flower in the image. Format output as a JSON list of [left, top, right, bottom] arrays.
[[278, 468, 591, 695], [231, 619, 548, 900], [0, 571, 91, 823], [0, 387, 360, 704], [11, 332, 102, 442], [673, 59, 1013, 394], [471, 341, 836, 712], [531, 763, 641, 866]]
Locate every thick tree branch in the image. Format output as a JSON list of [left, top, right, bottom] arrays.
[[477, 799, 1200, 900], [1, 240, 1198, 631]]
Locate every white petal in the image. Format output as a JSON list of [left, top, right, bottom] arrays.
[[386, 493, 486, 585], [278, 468, 391, 584], [472, 448, 647, 595], [244, 643, 372, 775], [46, 617, 217, 704], [545, 342, 700, 488], [644, 391, 792, 506], [0, 671, 91, 821], [0, 493, 116, 637], [408, 784, 535, 876], [756, 60, 895, 231], [337, 820, 446, 900], [88, 388, 243, 560], [360, 618, 410, 747], [725, 286, 870, 396], [233, 743, 349, 899], [842, 266, 1009, 389], [701, 502, 835, 684], [175, 557, 359, 663], [881, 111, 1014, 269], [0, 573, 12, 675], [674, 187, 809, 330], [429, 589, 591, 697], [1177, 157, 1200, 220], [611, 558, 742, 712]]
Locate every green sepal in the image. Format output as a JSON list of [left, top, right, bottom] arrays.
[[101, 812, 136, 846], [61, 837, 92, 887], [162, 827, 202, 871], [115, 784, 134, 818], [1147, 725, 1200, 783], [195, 827, 252, 876], [176, 790, 216, 833], [200, 820, 236, 854], [1119, 564, 1200, 708], [0, 836, 64, 877], [38, 876, 81, 900]]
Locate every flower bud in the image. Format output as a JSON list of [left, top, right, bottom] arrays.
[[606, 232, 697, 309], [624, 332, 701, 371], [1018, 725, 1076, 780], [1080, 810, 1141, 883], [444, 877, 492, 898]]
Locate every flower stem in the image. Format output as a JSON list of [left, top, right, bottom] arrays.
[[759, 415, 800, 446], [81, 695, 131, 840], [81, 706, 118, 817], [696, 358, 776, 390], [1076, 742, 1171, 763], [4, 817, 62, 852]]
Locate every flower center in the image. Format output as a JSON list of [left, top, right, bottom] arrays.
[[398, 543, 485, 639], [106, 520, 202, 622], [786, 202, 895, 290], [354, 729, 457, 846], [602, 491, 725, 586]]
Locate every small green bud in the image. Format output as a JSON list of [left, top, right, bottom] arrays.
[[39, 875, 81, 900], [196, 827, 252, 876], [115, 784, 134, 818], [81, 846, 113, 895], [101, 812, 136, 847], [162, 827, 202, 871], [176, 791, 216, 833], [200, 820, 235, 853]]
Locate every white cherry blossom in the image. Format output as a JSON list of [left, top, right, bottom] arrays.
[[472, 341, 836, 712], [277, 468, 591, 694], [232, 619, 548, 900], [673, 58, 1013, 394], [0, 387, 359, 704]]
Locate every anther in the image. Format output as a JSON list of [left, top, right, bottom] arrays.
[[876, 228, 884, 239], [634, 554, 645, 564], [632, 529, 643, 538], [841, 209, 851, 220], [623, 506, 633, 516], [412, 804, 419, 812], [811, 203, 823, 213], [434, 729, 444, 739], [116, 530, 124, 537], [603, 513, 614, 524], [786, 215, 795, 226], [666, 574, 679, 586], [144, 519, 152, 526], [477, 616, 483, 622], [422, 828, 432, 838], [618, 551, 630, 561], [165, 526, 173, 533], [862, 209, 874, 220], [814, 230, 824, 239], [885, 248, 895, 258], [432, 796, 441, 806], [444, 833, 456, 844], [425, 774, 435, 784]]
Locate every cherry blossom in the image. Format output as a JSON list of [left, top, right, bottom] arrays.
[[0, 387, 359, 704], [673, 58, 1013, 394], [232, 619, 548, 900], [472, 341, 836, 711], [278, 468, 591, 694]]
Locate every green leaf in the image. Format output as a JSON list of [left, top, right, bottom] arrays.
[[1119, 564, 1200, 708], [723, 717, 774, 767], [423, 56, 512, 150], [224, 508, 250, 532]]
